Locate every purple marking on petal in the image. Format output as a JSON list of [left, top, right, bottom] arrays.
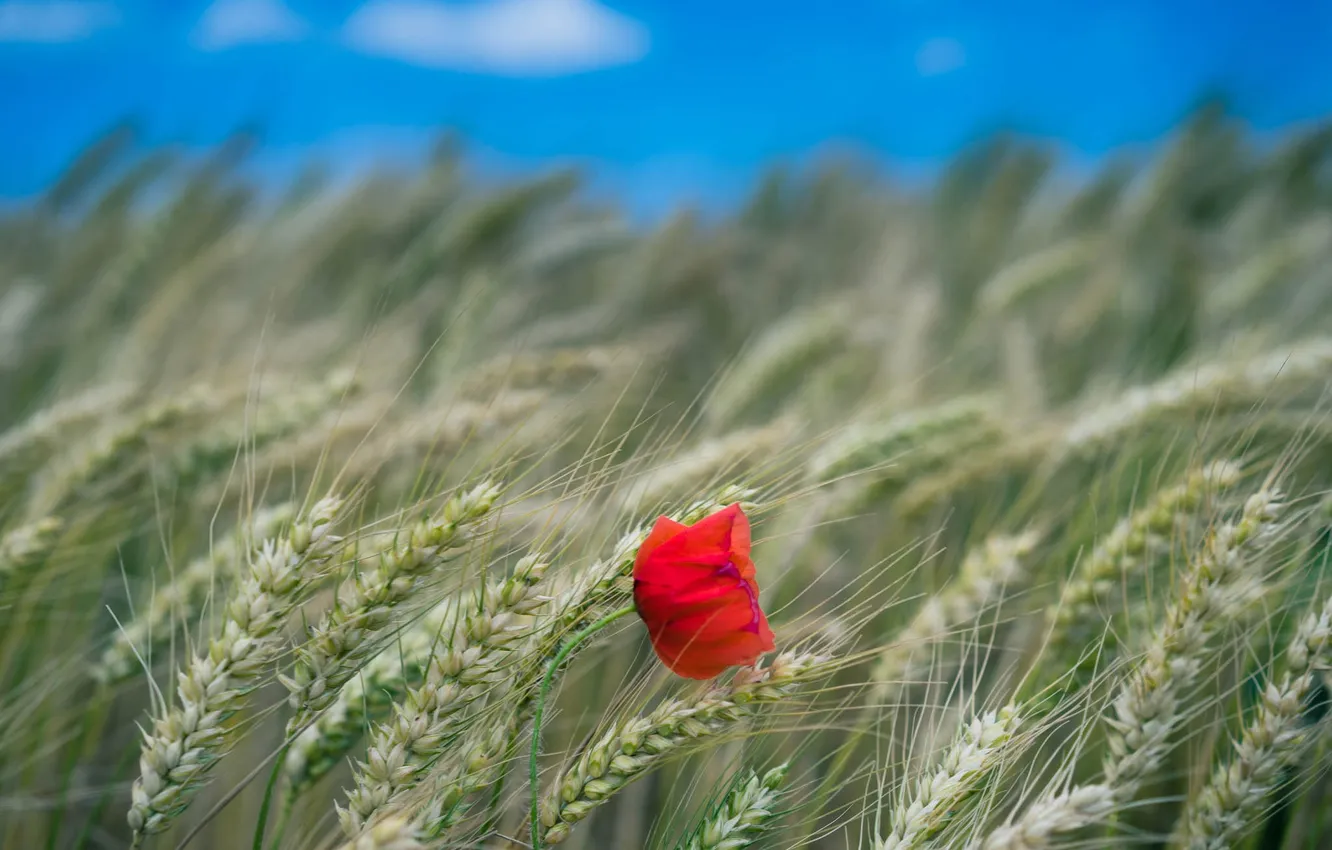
[[718, 560, 762, 634]]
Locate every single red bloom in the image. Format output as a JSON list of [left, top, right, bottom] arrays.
[[632, 503, 776, 680]]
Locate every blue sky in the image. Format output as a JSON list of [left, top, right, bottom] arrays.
[[2, 0, 1331, 213]]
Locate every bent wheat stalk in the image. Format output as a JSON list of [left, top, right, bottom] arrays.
[[877, 706, 1021, 850], [126, 496, 345, 845], [686, 763, 790, 850], [94, 502, 295, 685], [283, 480, 501, 733], [537, 652, 830, 847], [340, 553, 551, 835], [1179, 594, 1332, 849], [284, 599, 457, 795], [979, 487, 1284, 849], [1034, 460, 1242, 693]]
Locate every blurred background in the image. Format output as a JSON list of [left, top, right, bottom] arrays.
[[4, 0, 1332, 216]]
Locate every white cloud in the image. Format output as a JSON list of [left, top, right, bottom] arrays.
[[0, 1, 117, 43], [193, 0, 308, 50], [915, 36, 966, 76], [344, 0, 648, 75]]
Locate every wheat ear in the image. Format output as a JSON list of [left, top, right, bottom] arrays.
[[334, 816, 424, 850], [34, 384, 221, 516], [126, 496, 345, 844], [979, 488, 1284, 849], [0, 381, 137, 496], [870, 531, 1040, 704], [284, 599, 456, 794], [1101, 488, 1282, 795], [878, 706, 1020, 850], [1037, 460, 1242, 690], [0, 516, 62, 595], [686, 763, 790, 850], [94, 502, 295, 684], [1179, 594, 1332, 849], [538, 652, 829, 846], [340, 553, 551, 835], [1061, 338, 1332, 453], [807, 396, 997, 485], [283, 480, 501, 733]]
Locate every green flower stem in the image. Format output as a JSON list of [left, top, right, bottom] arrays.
[[529, 604, 638, 850]]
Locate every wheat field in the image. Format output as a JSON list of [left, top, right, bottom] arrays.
[[4, 107, 1332, 850]]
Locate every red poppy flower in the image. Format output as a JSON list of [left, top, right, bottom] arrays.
[[632, 503, 775, 679]]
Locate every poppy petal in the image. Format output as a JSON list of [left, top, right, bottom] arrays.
[[647, 581, 764, 637], [649, 627, 771, 679], [630, 504, 774, 681], [634, 558, 725, 590], [647, 504, 748, 566], [648, 596, 757, 642], [634, 515, 688, 573]]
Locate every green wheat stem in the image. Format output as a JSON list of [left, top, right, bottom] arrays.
[[269, 791, 297, 850], [482, 729, 522, 837], [529, 604, 637, 850], [252, 742, 290, 850]]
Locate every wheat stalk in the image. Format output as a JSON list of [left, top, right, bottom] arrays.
[[94, 502, 295, 684], [127, 496, 345, 844], [1037, 460, 1243, 690], [339, 552, 551, 835], [878, 706, 1020, 850], [870, 531, 1041, 704], [283, 480, 502, 733], [1179, 594, 1332, 849], [686, 763, 789, 850], [979, 487, 1285, 848], [539, 652, 830, 845]]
